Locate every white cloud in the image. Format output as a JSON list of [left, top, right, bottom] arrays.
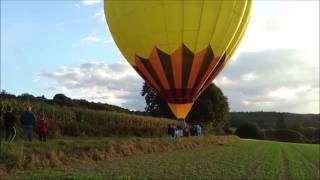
[[217, 1, 319, 113], [36, 61, 145, 110], [242, 72, 259, 82], [55, 22, 64, 27], [236, 1, 319, 58], [214, 49, 319, 114], [75, 3, 80, 8], [80, 34, 115, 45], [268, 86, 312, 100], [215, 76, 234, 86], [92, 10, 105, 22], [103, 37, 114, 44], [81, 35, 102, 43], [83, 0, 101, 6]]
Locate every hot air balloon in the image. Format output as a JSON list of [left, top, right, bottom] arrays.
[[104, 0, 251, 119]]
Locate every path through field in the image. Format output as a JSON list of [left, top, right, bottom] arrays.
[[14, 139, 320, 179]]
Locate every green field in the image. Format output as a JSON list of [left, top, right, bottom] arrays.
[[11, 139, 320, 179]]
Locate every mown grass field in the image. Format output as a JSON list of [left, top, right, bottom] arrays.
[[9, 139, 320, 179]]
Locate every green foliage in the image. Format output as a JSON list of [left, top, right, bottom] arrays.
[[229, 112, 319, 143], [11, 139, 320, 179], [1, 98, 177, 138], [271, 129, 306, 143], [235, 122, 262, 139], [1, 90, 130, 113], [1, 135, 239, 176], [229, 112, 319, 130], [15, 170, 103, 180], [276, 113, 287, 129], [141, 82, 174, 118], [187, 84, 229, 128], [53, 94, 73, 106], [141, 83, 230, 129]]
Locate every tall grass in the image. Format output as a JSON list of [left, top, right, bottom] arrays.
[[1, 98, 177, 138]]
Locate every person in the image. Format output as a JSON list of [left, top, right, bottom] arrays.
[[196, 124, 202, 136], [36, 116, 48, 142], [20, 106, 36, 141], [4, 106, 16, 143], [183, 126, 190, 137], [167, 124, 172, 136], [190, 125, 196, 136], [171, 124, 177, 138], [176, 125, 183, 137]]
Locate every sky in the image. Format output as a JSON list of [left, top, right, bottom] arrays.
[[1, 0, 319, 114]]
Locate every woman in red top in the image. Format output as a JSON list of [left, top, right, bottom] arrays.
[[37, 116, 48, 142]]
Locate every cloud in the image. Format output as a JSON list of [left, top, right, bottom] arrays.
[[242, 72, 259, 82], [36, 61, 145, 110], [81, 32, 114, 45], [103, 37, 114, 44], [55, 22, 64, 27], [92, 10, 105, 22], [214, 49, 319, 113], [35, 49, 318, 113], [238, 1, 319, 54], [83, 0, 101, 6], [81, 35, 102, 43], [75, 3, 80, 8]]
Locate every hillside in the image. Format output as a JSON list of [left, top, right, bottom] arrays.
[[229, 112, 319, 129]]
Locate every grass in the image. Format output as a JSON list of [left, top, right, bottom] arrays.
[[7, 139, 320, 179], [0, 135, 239, 176]]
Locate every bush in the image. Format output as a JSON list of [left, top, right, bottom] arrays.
[[271, 129, 306, 143], [223, 127, 234, 135], [235, 122, 261, 139]]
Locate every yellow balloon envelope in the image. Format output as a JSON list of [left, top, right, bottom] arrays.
[[104, 0, 251, 119]]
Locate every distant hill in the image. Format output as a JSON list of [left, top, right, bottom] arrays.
[[228, 112, 319, 129]]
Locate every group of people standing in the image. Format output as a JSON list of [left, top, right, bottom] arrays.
[[168, 124, 202, 138], [3, 106, 48, 143]]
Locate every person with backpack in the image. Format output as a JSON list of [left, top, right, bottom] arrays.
[[20, 106, 36, 141], [36, 116, 48, 142], [4, 106, 16, 143]]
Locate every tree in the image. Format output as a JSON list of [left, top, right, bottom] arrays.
[[276, 113, 287, 129], [141, 82, 174, 118], [187, 83, 230, 129], [53, 94, 73, 106], [17, 93, 36, 101], [236, 122, 261, 139], [272, 129, 306, 143], [141, 82, 230, 129]]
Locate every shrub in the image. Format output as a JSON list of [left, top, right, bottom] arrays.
[[223, 127, 234, 135], [271, 129, 306, 143], [235, 122, 261, 139]]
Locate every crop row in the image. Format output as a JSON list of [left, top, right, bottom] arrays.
[[1, 99, 177, 138]]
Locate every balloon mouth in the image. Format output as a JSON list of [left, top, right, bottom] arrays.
[[168, 103, 193, 120], [133, 44, 226, 119]]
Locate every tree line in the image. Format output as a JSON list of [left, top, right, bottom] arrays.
[[0, 90, 130, 113]]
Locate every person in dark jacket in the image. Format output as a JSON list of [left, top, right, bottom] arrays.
[[4, 106, 16, 143], [167, 124, 172, 136], [171, 125, 177, 138], [20, 106, 36, 141]]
